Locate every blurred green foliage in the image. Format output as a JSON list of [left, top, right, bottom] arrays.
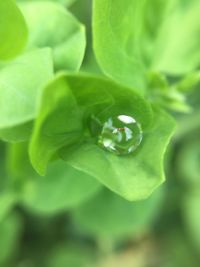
[[0, 0, 200, 267]]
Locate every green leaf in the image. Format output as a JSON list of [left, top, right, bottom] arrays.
[[61, 106, 175, 200], [147, 72, 192, 113], [30, 73, 153, 175], [137, 0, 177, 66], [8, 142, 101, 214], [19, 1, 86, 71], [0, 0, 28, 60], [72, 187, 164, 239], [93, 0, 200, 83], [30, 73, 174, 200], [62, 74, 153, 129], [93, 0, 146, 90], [29, 74, 83, 175], [175, 71, 200, 93], [0, 48, 53, 136], [152, 0, 200, 74]]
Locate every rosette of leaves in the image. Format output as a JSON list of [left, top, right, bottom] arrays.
[[29, 73, 175, 201]]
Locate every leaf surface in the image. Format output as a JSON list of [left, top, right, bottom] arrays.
[[93, 0, 200, 84], [29, 75, 83, 175], [29, 73, 175, 200], [93, 0, 146, 90], [0, 48, 53, 130], [152, 0, 200, 74], [30, 73, 153, 176], [61, 106, 175, 200], [19, 1, 86, 71], [0, 0, 28, 60]]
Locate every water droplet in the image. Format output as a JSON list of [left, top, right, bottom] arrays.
[[90, 115, 143, 155]]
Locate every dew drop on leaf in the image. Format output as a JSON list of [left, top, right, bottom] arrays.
[[90, 115, 143, 155]]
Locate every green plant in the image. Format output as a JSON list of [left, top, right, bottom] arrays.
[[0, 0, 200, 266]]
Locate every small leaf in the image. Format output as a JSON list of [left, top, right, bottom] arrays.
[[175, 71, 200, 93], [148, 72, 192, 113], [19, 1, 86, 71], [0, 0, 28, 60], [0, 48, 54, 130], [71, 187, 164, 239]]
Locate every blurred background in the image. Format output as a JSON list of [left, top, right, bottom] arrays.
[[0, 0, 200, 266]]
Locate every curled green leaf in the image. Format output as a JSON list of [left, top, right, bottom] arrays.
[[29, 73, 175, 200], [29, 73, 153, 175]]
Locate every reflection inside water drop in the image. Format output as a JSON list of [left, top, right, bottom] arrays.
[[90, 115, 143, 155]]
